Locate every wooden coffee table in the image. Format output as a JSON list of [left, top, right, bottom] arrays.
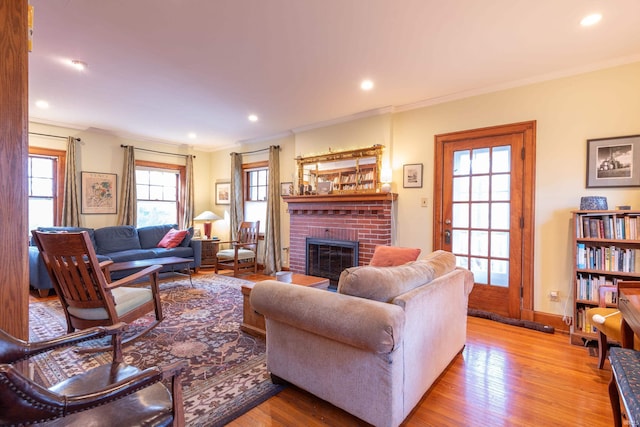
[[240, 274, 330, 337], [108, 256, 193, 285]]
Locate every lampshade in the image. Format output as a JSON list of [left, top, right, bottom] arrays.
[[194, 211, 222, 221], [194, 210, 221, 239]]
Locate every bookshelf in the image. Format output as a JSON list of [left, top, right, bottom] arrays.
[[311, 163, 377, 193], [571, 210, 640, 345]]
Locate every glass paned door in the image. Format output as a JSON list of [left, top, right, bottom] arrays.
[[435, 122, 535, 319], [452, 146, 511, 287]]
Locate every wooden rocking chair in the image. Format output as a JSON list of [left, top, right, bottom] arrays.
[[31, 230, 164, 349], [215, 221, 260, 277]]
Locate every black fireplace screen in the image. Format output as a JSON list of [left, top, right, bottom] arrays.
[[306, 238, 359, 289]]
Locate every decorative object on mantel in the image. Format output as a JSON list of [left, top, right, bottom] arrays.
[[380, 167, 392, 193], [579, 196, 608, 210], [194, 210, 222, 239]]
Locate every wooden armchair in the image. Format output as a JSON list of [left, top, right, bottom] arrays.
[[0, 323, 186, 426], [586, 284, 638, 368], [215, 221, 260, 277], [31, 230, 164, 348]]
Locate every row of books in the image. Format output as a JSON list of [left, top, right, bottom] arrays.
[[575, 274, 620, 302], [575, 307, 598, 334], [576, 243, 640, 273], [576, 214, 640, 240]]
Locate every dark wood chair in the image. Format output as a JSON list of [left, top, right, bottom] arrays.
[[215, 221, 260, 277], [31, 230, 164, 348], [0, 323, 186, 426]]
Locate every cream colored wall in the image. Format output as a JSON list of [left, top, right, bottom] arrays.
[[30, 60, 640, 316], [28, 122, 213, 232]]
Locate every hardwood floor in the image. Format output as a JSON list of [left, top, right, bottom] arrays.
[[31, 271, 614, 425], [230, 308, 613, 426]]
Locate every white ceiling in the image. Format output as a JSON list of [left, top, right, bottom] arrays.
[[28, 0, 640, 151]]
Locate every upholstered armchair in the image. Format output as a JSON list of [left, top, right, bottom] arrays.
[[0, 323, 187, 426]]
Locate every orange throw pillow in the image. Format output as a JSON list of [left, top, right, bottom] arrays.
[[369, 245, 421, 267], [157, 229, 188, 249]]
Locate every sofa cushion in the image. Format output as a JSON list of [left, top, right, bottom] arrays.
[[94, 226, 141, 255], [369, 245, 421, 267], [179, 227, 195, 247], [157, 228, 188, 248], [137, 224, 177, 249], [33, 227, 96, 249], [106, 249, 157, 263], [337, 250, 457, 302]]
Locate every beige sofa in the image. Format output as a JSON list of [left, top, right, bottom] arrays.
[[250, 250, 474, 427]]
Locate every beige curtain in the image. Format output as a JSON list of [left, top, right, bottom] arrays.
[[117, 146, 137, 225], [181, 155, 195, 228], [263, 146, 282, 275], [60, 136, 80, 226], [230, 152, 244, 240]]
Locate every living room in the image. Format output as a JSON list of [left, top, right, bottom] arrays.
[[3, 2, 640, 425]]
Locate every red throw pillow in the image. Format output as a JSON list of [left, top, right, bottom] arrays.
[[157, 229, 188, 249], [369, 245, 421, 267]]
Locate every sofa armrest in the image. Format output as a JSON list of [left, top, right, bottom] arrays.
[[189, 239, 202, 268], [250, 280, 405, 353]]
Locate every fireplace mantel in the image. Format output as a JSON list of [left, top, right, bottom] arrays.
[[283, 193, 397, 204], [284, 192, 397, 274]]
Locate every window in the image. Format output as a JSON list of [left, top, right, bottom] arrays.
[[135, 161, 185, 228], [244, 162, 268, 231], [28, 147, 65, 232]]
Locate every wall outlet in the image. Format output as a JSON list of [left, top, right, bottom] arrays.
[[420, 197, 428, 207], [549, 290, 560, 301]]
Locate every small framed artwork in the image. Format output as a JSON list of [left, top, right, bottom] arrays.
[[81, 172, 117, 214], [586, 134, 640, 188], [280, 181, 293, 196], [403, 163, 423, 188], [215, 182, 231, 205]]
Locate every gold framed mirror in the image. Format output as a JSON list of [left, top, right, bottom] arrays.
[[295, 145, 384, 195]]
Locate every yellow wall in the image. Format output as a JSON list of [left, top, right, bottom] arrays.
[[29, 60, 640, 317]]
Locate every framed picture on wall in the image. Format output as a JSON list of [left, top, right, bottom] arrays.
[[81, 172, 117, 214], [215, 182, 230, 204], [403, 163, 423, 188], [586, 134, 640, 188]]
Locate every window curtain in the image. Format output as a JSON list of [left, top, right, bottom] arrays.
[[117, 146, 137, 225], [263, 146, 282, 275], [181, 155, 195, 229], [60, 136, 80, 226], [230, 152, 244, 240]]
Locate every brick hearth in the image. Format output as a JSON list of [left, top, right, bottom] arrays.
[[284, 193, 397, 274]]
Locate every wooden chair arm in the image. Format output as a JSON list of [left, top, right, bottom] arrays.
[[0, 323, 126, 364], [0, 361, 184, 423], [106, 265, 163, 290]]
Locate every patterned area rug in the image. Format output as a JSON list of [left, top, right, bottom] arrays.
[[28, 274, 284, 426]]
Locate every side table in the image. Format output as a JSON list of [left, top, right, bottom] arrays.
[[198, 238, 220, 269]]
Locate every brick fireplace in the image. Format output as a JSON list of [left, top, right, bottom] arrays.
[[284, 193, 397, 275]]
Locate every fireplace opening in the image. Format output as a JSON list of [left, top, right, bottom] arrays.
[[306, 238, 359, 290]]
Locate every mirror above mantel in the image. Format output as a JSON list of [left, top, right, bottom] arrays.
[[294, 145, 384, 196]]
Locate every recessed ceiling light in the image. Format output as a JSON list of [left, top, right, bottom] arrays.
[[188, 132, 197, 139], [360, 79, 374, 91], [581, 13, 602, 27], [35, 100, 49, 109], [69, 59, 88, 71], [248, 114, 259, 122]]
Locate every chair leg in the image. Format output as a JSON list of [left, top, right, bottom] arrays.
[[609, 368, 623, 427], [598, 330, 609, 369]]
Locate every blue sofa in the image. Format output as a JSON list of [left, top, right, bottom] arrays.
[[29, 224, 202, 296]]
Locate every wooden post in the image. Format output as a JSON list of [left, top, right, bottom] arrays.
[[0, 0, 29, 339]]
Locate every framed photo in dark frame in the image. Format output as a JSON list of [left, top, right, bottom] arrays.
[[586, 134, 640, 188]]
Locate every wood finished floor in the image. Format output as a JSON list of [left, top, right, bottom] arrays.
[[31, 271, 613, 426]]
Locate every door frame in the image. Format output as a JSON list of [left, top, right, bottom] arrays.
[[433, 121, 536, 320]]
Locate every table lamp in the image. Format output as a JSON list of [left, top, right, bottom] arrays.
[[194, 210, 221, 239]]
